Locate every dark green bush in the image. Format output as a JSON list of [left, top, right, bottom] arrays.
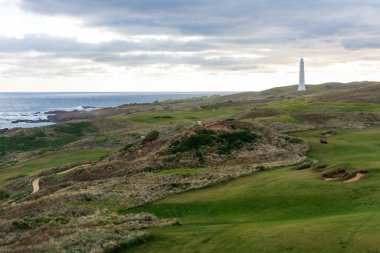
[[79, 193, 97, 202], [169, 129, 257, 155], [143, 130, 160, 142], [122, 143, 134, 152], [0, 189, 10, 200], [169, 129, 216, 153], [323, 168, 347, 178], [312, 163, 328, 171], [217, 130, 257, 154], [256, 165, 266, 172], [296, 161, 312, 170]]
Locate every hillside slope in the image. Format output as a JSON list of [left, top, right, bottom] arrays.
[[0, 120, 307, 252], [126, 128, 380, 253], [0, 81, 380, 252]]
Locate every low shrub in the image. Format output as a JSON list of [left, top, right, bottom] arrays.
[[0, 189, 10, 200], [296, 161, 312, 170], [122, 143, 134, 152], [217, 130, 257, 154], [143, 130, 160, 142], [322, 168, 347, 179], [256, 165, 266, 172], [169, 129, 216, 153], [169, 128, 257, 155], [11, 215, 69, 230], [312, 163, 328, 172], [79, 193, 97, 202]]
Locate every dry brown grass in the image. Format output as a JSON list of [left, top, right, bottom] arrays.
[[0, 121, 308, 252]]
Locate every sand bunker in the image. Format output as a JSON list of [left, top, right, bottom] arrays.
[[324, 177, 338, 181], [344, 172, 367, 183], [32, 178, 40, 194]]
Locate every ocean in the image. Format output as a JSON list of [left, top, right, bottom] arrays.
[[0, 92, 230, 130]]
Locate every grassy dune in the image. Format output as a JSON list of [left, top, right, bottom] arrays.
[[0, 149, 112, 184], [2, 83, 380, 252], [127, 128, 380, 253], [110, 107, 243, 124], [248, 97, 380, 127]]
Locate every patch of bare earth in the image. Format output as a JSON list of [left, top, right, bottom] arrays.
[[203, 122, 234, 132], [344, 171, 368, 183], [32, 178, 40, 194], [57, 164, 91, 175]]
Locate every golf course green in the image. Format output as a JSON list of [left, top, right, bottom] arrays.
[[127, 128, 380, 253]]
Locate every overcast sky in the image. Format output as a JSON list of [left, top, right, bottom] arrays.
[[0, 0, 380, 91]]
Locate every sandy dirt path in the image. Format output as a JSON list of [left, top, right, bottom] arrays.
[[32, 178, 40, 194], [30, 164, 91, 195], [57, 164, 91, 175]]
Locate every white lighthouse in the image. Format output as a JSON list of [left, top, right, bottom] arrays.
[[298, 58, 306, 91]]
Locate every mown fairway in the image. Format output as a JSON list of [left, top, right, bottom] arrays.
[[0, 148, 112, 184], [127, 128, 380, 253], [294, 128, 380, 171]]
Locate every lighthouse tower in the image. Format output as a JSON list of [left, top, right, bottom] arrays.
[[298, 58, 306, 91]]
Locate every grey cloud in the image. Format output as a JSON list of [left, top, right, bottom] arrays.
[[343, 38, 380, 50], [5, 0, 380, 77], [21, 0, 377, 38], [0, 35, 264, 72], [0, 34, 213, 53]]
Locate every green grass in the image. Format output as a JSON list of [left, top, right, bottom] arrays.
[[0, 136, 79, 155], [125, 128, 380, 253], [293, 128, 380, 170], [110, 107, 242, 124], [261, 98, 380, 114], [156, 168, 200, 176], [0, 149, 113, 184], [52, 122, 97, 136], [255, 114, 300, 124]]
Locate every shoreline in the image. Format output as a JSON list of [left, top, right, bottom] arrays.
[[0, 92, 230, 131]]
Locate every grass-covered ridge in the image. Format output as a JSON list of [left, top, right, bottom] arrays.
[[111, 107, 243, 124], [0, 148, 112, 184], [0, 122, 97, 155], [0, 135, 78, 155], [241, 95, 380, 130], [2, 82, 380, 252], [125, 128, 380, 253], [52, 122, 97, 136]]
